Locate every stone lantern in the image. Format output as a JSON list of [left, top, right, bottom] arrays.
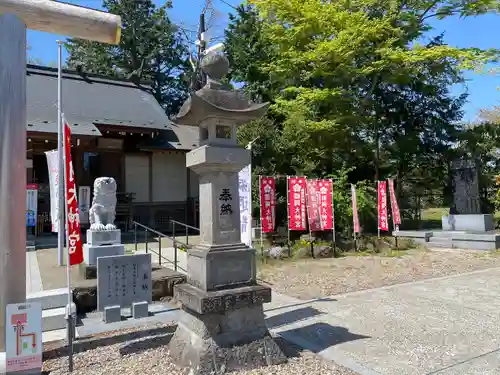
[[168, 52, 286, 373]]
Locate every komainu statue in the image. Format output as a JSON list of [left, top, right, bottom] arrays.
[[89, 177, 117, 231]]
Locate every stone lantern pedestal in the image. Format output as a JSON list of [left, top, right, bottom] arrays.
[[167, 52, 286, 373]]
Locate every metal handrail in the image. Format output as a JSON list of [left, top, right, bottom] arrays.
[[170, 219, 200, 247], [132, 221, 187, 272]]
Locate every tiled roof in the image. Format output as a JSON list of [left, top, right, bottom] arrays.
[[138, 123, 200, 151], [26, 65, 198, 149]]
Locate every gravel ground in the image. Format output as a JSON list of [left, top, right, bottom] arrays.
[[42, 323, 358, 375], [258, 248, 500, 300]]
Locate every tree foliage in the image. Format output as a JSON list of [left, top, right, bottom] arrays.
[[227, 0, 500, 233], [65, 0, 190, 116]]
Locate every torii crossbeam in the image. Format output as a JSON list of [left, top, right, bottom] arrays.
[[0, 0, 121, 356]]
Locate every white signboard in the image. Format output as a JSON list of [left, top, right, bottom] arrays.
[[45, 150, 60, 233], [238, 164, 252, 247], [5, 302, 42, 372], [79, 186, 91, 224]]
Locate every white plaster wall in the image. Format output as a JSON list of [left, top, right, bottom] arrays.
[[125, 154, 150, 202], [152, 151, 187, 202]]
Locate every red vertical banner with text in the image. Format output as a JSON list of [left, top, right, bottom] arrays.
[[387, 179, 401, 228], [378, 181, 389, 231], [306, 180, 322, 231], [288, 177, 307, 231], [317, 180, 334, 230], [259, 176, 276, 233], [351, 184, 360, 233], [64, 122, 84, 265]]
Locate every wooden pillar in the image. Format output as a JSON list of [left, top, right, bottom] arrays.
[[0, 13, 27, 353]]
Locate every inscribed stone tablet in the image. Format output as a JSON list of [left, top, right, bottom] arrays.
[[450, 158, 481, 214], [97, 254, 152, 311]]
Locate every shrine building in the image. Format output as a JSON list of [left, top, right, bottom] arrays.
[[26, 64, 200, 237]]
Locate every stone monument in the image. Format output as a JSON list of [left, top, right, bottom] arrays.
[[83, 177, 125, 266], [97, 253, 152, 323], [442, 158, 494, 232], [168, 51, 286, 373]]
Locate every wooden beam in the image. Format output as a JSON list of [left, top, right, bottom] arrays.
[[0, 0, 121, 44]]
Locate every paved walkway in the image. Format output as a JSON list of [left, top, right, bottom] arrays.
[[26, 250, 43, 293], [265, 267, 500, 375]]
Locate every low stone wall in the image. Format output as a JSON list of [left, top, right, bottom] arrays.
[[72, 266, 186, 313]]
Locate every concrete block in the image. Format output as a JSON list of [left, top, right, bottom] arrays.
[[132, 301, 149, 319], [27, 288, 69, 310], [42, 307, 66, 331], [103, 305, 121, 323], [393, 230, 433, 241], [442, 214, 494, 232], [187, 245, 256, 291], [87, 229, 121, 245], [84, 243, 125, 266]]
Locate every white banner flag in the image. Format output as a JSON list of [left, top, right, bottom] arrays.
[[45, 150, 60, 233], [238, 164, 252, 247]]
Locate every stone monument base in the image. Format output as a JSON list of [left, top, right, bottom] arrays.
[[169, 283, 286, 374], [84, 243, 125, 266], [87, 229, 121, 245], [442, 214, 494, 232]]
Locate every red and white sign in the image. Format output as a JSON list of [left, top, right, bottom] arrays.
[[306, 179, 334, 231], [64, 121, 84, 265], [387, 178, 401, 227], [351, 184, 360, 233], [259, 176, 276, 233], [378, 180, 389, 231], [5, 302, 42, 372], [288, 177, 307, 231]]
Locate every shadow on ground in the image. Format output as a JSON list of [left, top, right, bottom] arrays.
[[43, 325, 176, 360], [280, 322, 370, 353], [266, 306, 324, 329]]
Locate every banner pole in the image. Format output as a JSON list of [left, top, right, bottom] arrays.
[[377, 181, 381, 240], [58, 39, 74, 371], [306, 180, 314, 259], [286, 176, 291, 257], [330, 179, 336, 256], [57, 40, 64, 266], [389, 178, 398, 249]]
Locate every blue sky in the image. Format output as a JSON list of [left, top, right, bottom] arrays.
[[27, 0, 499, 122]]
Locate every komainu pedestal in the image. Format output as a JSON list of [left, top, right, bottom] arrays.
[[168, 50, 286, 374]]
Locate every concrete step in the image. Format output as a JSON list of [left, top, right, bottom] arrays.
[[432, 231, 467, 238], [428, 237, 453, 249], [43, 307, 67, 332], [428, 237, 453, 248], [27, 288, 69, 310]]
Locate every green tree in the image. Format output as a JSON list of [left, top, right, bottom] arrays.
[[65, 0, 190, 116], [227, 0, 499, 232]]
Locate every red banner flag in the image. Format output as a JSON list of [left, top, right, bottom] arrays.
[[307, 179, 334, 231], [378, 180, 389, 231], [288, 177, 307, 231], [387, 178, 401, 227], [318, 179, 334, 230], [259, 176, 276, 233], [306, 180, 322, 231], [351, 184, 360, 233], [64, 121, 84, 265]]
